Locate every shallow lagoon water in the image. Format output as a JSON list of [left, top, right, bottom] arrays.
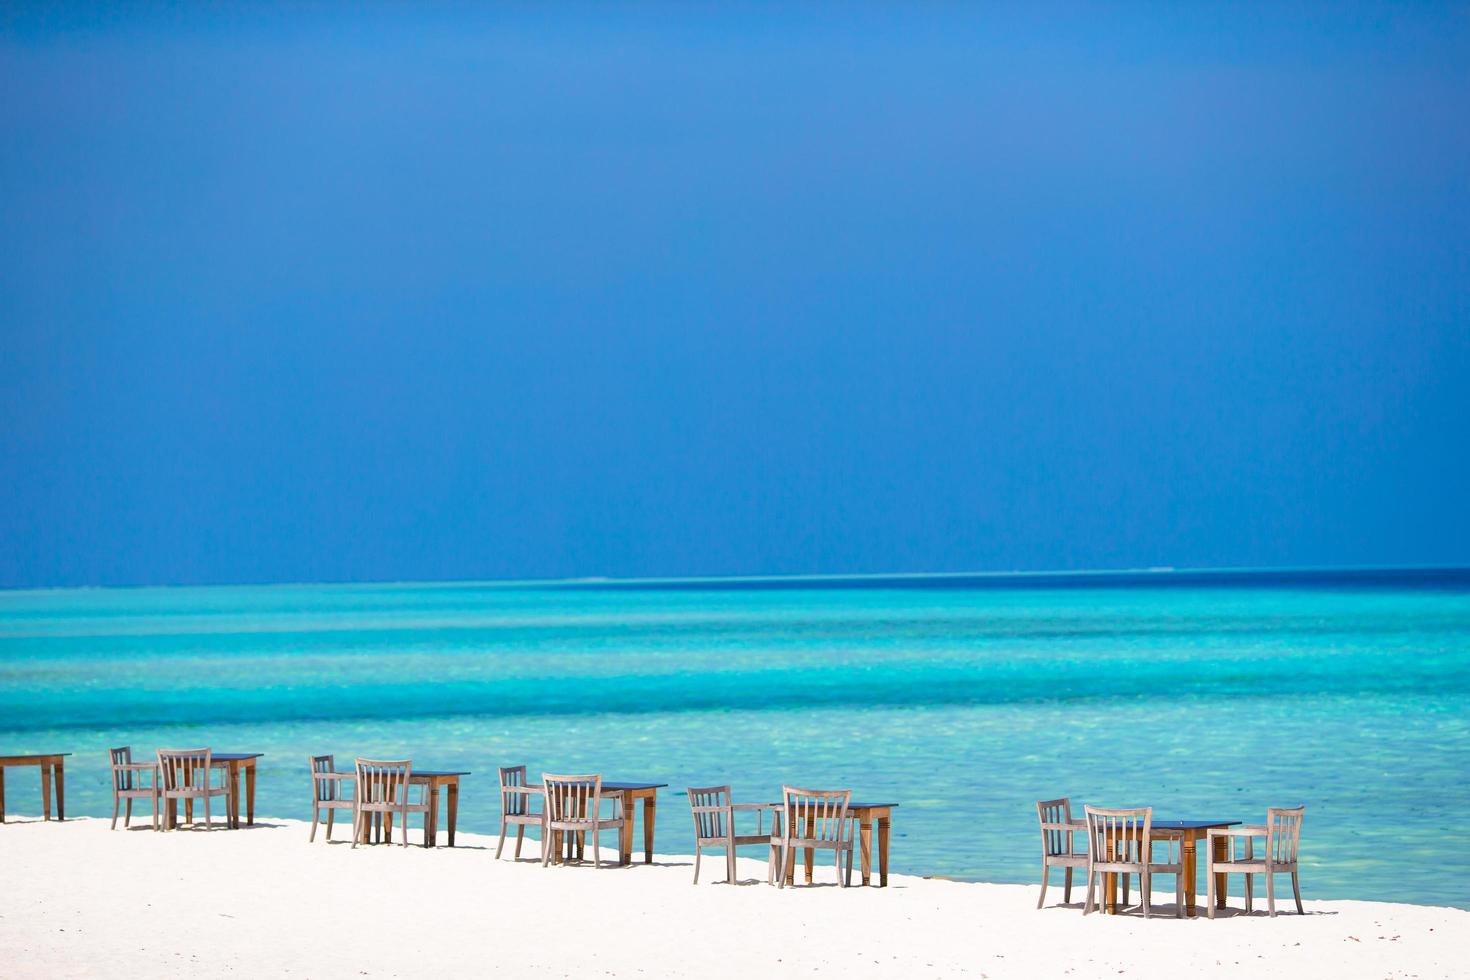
[[2, 571, 1466, 908]]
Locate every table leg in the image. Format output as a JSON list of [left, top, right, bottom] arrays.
[[643, 795, 656, 864], [858, 814, 874, 886], [1182, 836, 1198, 917], [447, 781, 458, 848], [245, 762, 256, 826], [1104, 838, 1117, 914], [804, 811, 815, 883], [426, 785, 439, 847], [1213, 834, 1228, 909], [230, 764, 241, 829], [619, 796, 633, 865], [41, 765, 52, 821], [54, 763, 64, 820], [877, 815, 890, 887]]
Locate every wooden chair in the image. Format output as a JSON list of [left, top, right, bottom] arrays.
[[687, 785, 777, 885], [541, 774, 625, 869], [352, 759, 429, 848], [109, 746, 160, 831], [774, 786, 854, 889], [1082, 806, 1184, 918], [156, 748, 232, 831], [308, 754, 355, 843], [1036, 797, 1088, 908], [1207, 806, 1305, 918], [496, 765, 545, 860]]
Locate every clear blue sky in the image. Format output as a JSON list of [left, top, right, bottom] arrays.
[[2, 3, 1467, 588]]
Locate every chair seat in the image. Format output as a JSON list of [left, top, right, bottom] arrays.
[[547, 817, 623, 832], [314, 798, 356, 810], [1044, 853, 1088, 867], [503, 812, 543, 826], [1092, 861, 1182, 874], [161, 786, 228, 798], [359, 801, 430, 813], [699, 834, 772, 847], [779, 837, 851, 852], [1211, 860, 1296, 873]]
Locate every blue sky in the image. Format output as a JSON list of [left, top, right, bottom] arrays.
[[2, 3, 1467, 587]]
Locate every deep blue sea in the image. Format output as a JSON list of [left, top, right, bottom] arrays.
[[1, 569, 1466, 908]]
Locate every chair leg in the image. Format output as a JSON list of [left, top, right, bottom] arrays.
[[1123, 873, 1129, 908], [767, 843, 778, 885], [1291, 872, 1304, 914], [125, 798, 133, 828], [727, 844, 737, 885], [351, 810, 360, 849], [1175, 868, 1184, 918], [1037, 865, 1049, 909], [693, 846, 701, 884], [515, 825, 525, 859], [1064, 866, 1073, 904], [1083, 868, 1096, 915], [111, 797, 120, 831], [203, 794, 211, 831], [1142, 870, 1152, 919], [1266, 872, 1277, 917], [310, 805, 319, 842], [326, 810, 335, 841], [496, 818, 508, 859], [1207, 866, 1216, 918], [151, 793, 159, 832], [845, 843, 854, 886], [593, 828, 602, 869], [778, 844, 793, 890], [836, 846, 845, 887], [1245, 872, 1254, 913]]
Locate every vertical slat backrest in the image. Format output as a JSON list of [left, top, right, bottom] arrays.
[[1085, 806, 1151, 866], [1036, 797, 1073, 857], [355, 759, 411, 810], [543, 773, 602, 825], [311, 754, 336, 802], [110, 746, 133, 791], [1267, 806, 1305, 866], [157, 748, 212, 795], [687, 785, 730, 840], [500, 765, 530, 817], [782, 786, 851, 843]]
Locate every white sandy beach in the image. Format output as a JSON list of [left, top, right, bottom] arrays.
[[0, 815, 1463, 979]]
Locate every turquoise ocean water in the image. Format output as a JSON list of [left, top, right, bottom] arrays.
[[1, 569, 1466, 908]]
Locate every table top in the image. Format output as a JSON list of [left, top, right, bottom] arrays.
[[768, 802, 899, 810], [211, 753, 264, 762], [1150, 820, 1241, 830], [412, 770, 470, 778], [0, 753, 72, 763], [601, 781, 668, 791]]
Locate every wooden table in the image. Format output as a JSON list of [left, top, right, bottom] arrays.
[[604, 781, 666, 865], [1103, 819, 1240, 917], [412, 770, 467, 847], [172, 752, 263, 830], [777, 802, 899, 888], [0, 753, 69, 823]]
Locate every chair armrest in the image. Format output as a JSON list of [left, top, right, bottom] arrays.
[[115, 763, 159, 771], [689, 804, 730, 814], [1039, 822, 1081, 831], [314, 772, 353, 781], [1208, 826, 1267, 838], [502, 786, 543, 796]]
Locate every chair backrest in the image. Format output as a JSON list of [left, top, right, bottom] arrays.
[[781, 786, 851, 844], [110, 746, 134, 791], [1084, 806, 1152, 866], [500, 765, 535, 816], [1266, 806, 1305, 866], [1036, 797, 1076, 857], [688, 785, 731, 840], [355, 759, 412, 809], [157, 748, 212, 794], [311, 754, 338, 802], [543, 773, 602, 824]]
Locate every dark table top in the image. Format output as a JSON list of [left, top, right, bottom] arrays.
[[412, 770, 470, 778], [1149, 820, 1241, 830], [767, 802, 900, 810], [0, 752, 72, 761], [601, 781, 667, 791], [211, 753, 265, 762]]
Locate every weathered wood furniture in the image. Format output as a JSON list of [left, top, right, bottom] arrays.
[[1036, 797, 1087, 908], [1139, 818, 1242, 917], [1083, 806, 1185, 919], [352, 759, 429, 848], [773, 799, 896, 887], [497, 765, 544, 860], [601, 781, 665, 865], [109, 746, 160, 831], [687, 785, 777, 884], [541, 773, 626, 869], [157, 749, 232, 831], [0, 752, 68, 823], [774, 786, 854, 889], [411, 770, 468, 847], [308, 754, 355, 842], [211, 752, 264, 829], [1207, 806, 1305, 918]]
